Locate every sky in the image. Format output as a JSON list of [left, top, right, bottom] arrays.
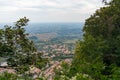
[[0, 0, 104, 23]]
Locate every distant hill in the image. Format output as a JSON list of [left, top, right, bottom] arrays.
[[0, 23, 84, 41], [26, 23, 84, 41], [25, 23, 84, 34]]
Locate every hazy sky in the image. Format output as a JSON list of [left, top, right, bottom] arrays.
[[0, 0, 104, 23]]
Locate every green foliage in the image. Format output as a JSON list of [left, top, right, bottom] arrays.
[[71, 73, 94, 80], [35, 53, 48, 69], [0, 17, 36, 67], [0, 72, 34, 80], [54, 61, 71, 80], [0, 72, 18, 80], [83, 0, 120, 66], [0, 17, 48, 77], [69, 0, 120, 79]]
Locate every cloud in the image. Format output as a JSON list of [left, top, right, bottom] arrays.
[[0, 0, 104, 23]]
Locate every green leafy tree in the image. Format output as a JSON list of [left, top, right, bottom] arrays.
[[0, 17, 47, 74], [83, 0, 120, 66], [71, 0, 120, 79]]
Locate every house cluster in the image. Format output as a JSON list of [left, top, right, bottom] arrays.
[[41, 44, 72, 58], [0, 62, 41, 79], [0, 68, 15, 74], [43, 59, 72, 80]]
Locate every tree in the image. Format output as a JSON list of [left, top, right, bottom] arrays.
[[71, 0, 120, 79], [83, 0, 120, 66], [0, 17, 47, 74]]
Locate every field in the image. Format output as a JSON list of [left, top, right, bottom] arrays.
[[29, 32, 57, 41]]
